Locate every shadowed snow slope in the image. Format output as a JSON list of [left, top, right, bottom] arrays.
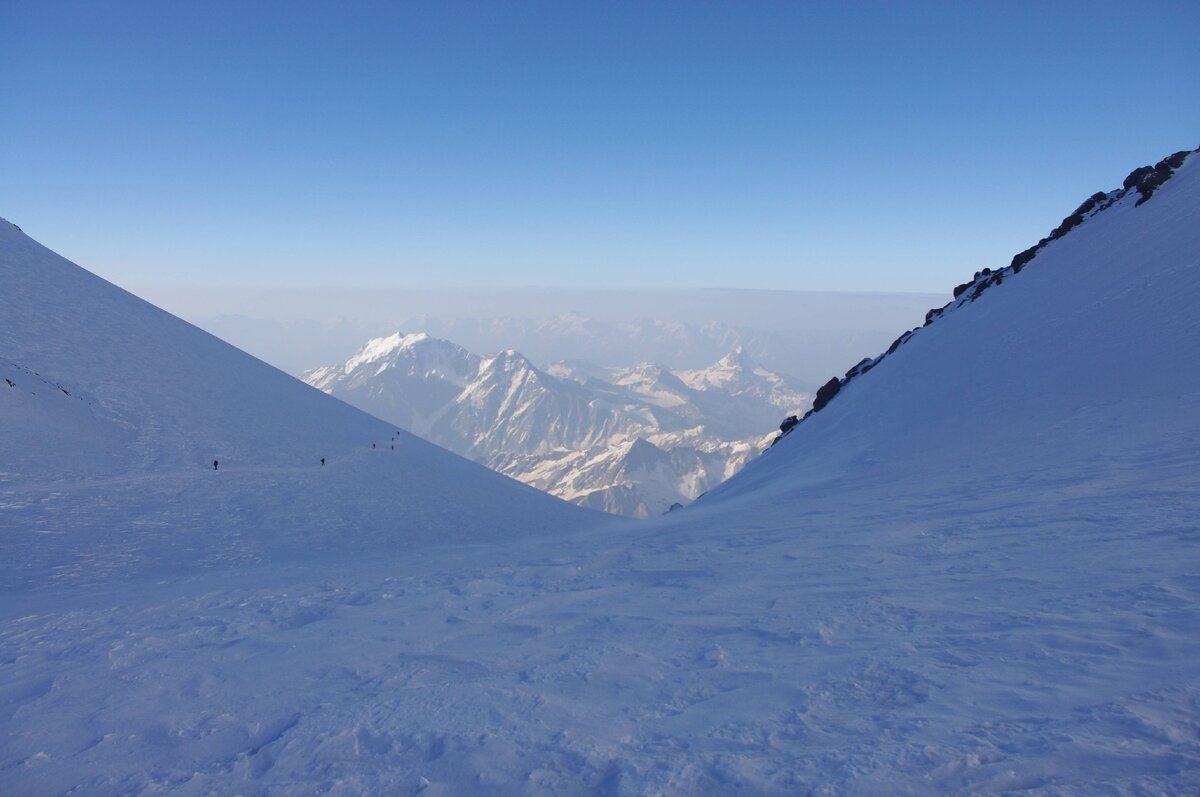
[[0, 219, 604, 590], [2, 150, 1200, 796]]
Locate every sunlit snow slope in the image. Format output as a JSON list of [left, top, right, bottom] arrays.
[[0, 219, 603, 590]]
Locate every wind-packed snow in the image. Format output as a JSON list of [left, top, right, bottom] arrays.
[[3, 150, 1200, 795]]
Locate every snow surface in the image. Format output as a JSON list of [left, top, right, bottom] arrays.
[[3, 150, 1200, 795]]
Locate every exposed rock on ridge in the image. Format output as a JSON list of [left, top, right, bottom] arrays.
[[772, 145, 1198, 446]]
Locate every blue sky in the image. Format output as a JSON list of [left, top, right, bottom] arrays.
[[3, 1, 1198, 292]]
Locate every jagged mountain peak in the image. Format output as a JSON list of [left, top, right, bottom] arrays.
[[478, 348, 542, 379], [611, 362, 696, 409], [619, 361, 674, 381], [701, 345, 769, 380], [344, 331, 429, 369], [301, 332, 481, 429], [621, 437, 671, 469], [329, 331, 484, 386], [718, 344, 751, 365], [678, 347, 808, 417]]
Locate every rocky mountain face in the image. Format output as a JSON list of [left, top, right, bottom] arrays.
[[302, 336, 809, 516]]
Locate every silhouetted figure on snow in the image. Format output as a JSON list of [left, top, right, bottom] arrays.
[[213, 460, 219, 471], [321, 458, 325, 466]]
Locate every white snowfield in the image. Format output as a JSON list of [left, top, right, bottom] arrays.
[[3, 149, 1200, 795]]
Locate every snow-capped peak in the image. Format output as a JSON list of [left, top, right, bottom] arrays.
[[343, 331, 431, 372], [678, 347, 809, 414], [718, 344, 750, 365]]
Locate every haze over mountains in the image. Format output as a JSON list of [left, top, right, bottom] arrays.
[[302, 335, 808, 516], [139, 285, 941, 382], [3, 146, 1199, 794]]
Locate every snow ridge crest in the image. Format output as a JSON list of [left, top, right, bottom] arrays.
[[771, 145, 1199, 445]]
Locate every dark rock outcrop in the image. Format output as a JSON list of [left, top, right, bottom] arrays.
[[812, 378, 842, 413], [845, 358, 876, 379], [1126, 150, 1192, 206]]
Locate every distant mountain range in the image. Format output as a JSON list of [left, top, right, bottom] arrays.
[[302, 335, 810, 516], [149, 287, 940, 381]]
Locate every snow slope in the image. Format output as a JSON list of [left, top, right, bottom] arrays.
[[3, 147, 1200, 795], [716, 148, 1200, 507], [0, 220, 603, 591]]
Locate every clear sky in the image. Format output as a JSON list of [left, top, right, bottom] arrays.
[[3, 1, 1198, 292]]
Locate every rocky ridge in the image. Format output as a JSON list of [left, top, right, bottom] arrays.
[[771, 146, 1199, 446]]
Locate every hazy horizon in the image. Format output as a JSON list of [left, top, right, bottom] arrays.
[[132, 282, 944, 383]]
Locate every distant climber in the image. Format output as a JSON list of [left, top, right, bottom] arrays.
[[213, 459, 219, 471], [372, 443, 376, 449], [321, 457, 325, 466]]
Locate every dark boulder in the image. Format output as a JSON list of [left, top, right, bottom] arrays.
[[884, 329, 915, 357], [812, 377, 842, 412], [1123, 165, 1155, 190], [845, 357, 877, 378], [1126, 150, 1194, 206], [1010, 243, 1041, 273], [1071, 191, 1108, 217]]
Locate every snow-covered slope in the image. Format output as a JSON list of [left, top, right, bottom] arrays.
[[716, 147, 1200, 507], [304, 337, 806, 515], [0, 220, 602, 589], [3, 148, 1199, 796]]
